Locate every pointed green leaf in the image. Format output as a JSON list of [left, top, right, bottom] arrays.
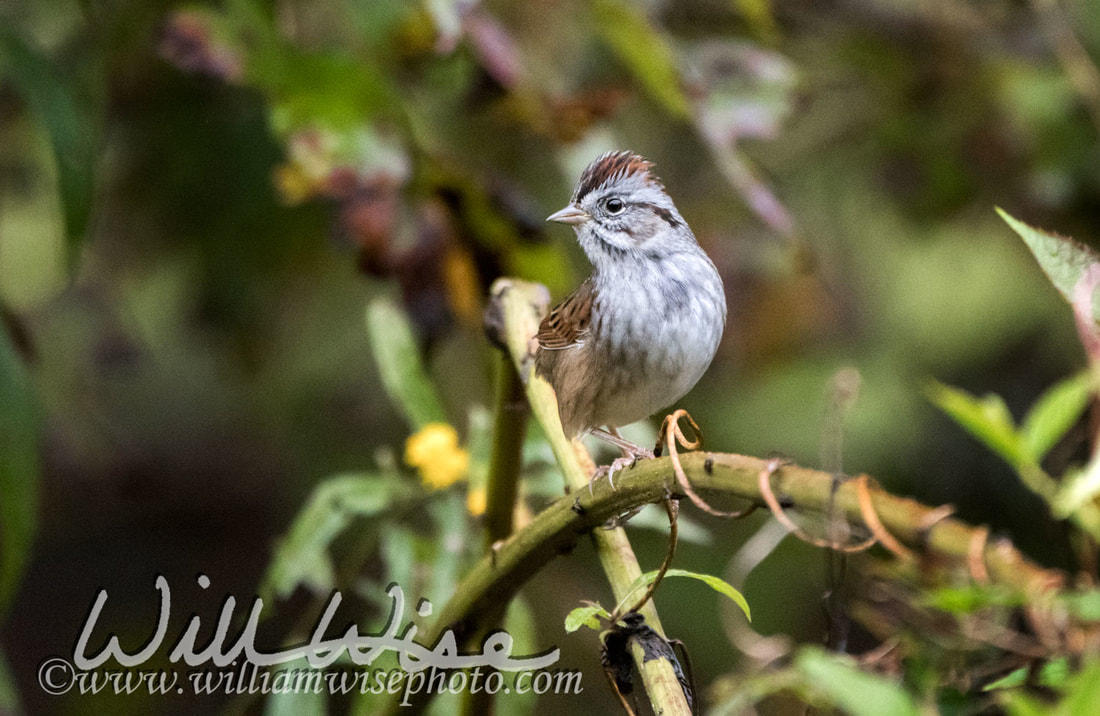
[[365, 298, 447, 429], [1020, 372, 1092, 464], [565, 604, 609, 633], [927, 381, 1023, 466], [997, 208, 1100, 321], [620, 568, 751, 621], [984, 665, 1028, 692], [984, 655, 1068, 692]]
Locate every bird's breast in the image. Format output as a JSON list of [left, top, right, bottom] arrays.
[[588, 257, 725, 419]]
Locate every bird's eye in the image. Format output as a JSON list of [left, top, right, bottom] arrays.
[[605, 197, 625, 215]]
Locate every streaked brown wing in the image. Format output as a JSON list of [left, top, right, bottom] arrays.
[[536, 278, 595, 350]]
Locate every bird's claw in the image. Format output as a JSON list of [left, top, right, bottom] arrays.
[[590, 449, 654, 495]]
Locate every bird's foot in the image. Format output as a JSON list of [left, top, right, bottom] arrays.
[[590, 447, 655, 494]]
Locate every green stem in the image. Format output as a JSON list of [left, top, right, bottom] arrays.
[[486, 279, 695, 716], [458, 353, 529, 716], [483, 351, 528, 547]]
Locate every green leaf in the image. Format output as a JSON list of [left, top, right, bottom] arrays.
[[592, 0, 691, 118], [564, 604, 610, 633], [1062, 660, 1100, 716], [1059, 590, 1100, 621], [365, 298, 447, 429], [619, 568, 751, 621], [998, 691, 1052, 716], [927, 381, 1023, 466], [1053, 457, 1100, 519], [997, 208, 1100, 321], [262, 473, 414, 600], [0, 323, 38, 617], [984, 658, 1070, 692], [1020, 372, 1092, 464], [205, 2, 399, 132], [0, 31, 98, 267], [263, 50, 398, 133], [795, 648, 920, 716], [921, 584, 1023, 614], [1034, 659, 1069, 690], [985, 666, 1028, 692]]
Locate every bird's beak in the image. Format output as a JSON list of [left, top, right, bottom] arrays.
[[547, 205, 590, 225]]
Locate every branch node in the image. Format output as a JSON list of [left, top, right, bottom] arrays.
[[917, 504, 957, 533]]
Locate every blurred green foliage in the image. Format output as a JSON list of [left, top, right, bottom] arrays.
[[3, 0, 1100, 713], [0, 30, 97, 264], [0, 323, 37, 620]]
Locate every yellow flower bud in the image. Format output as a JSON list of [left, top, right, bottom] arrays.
[[404, 423, 469, 489], [466, 487, 487, 517]]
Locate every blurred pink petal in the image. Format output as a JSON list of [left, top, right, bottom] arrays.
[[464, 10, 524, 88], [1072, 263, 1100, 361]]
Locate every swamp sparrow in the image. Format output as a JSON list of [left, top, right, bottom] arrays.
[[536, 151, 726, 481]]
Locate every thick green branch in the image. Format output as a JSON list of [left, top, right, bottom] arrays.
[[431, 451, 1064, 648]]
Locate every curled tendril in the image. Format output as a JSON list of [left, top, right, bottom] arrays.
[[660, 412, 935, 564], [856, 476, 915, 561], [612, 493, 680, 621], [660, 409, 756, 519], [968, 525, 991, 584], [757, 459, 876, 553]]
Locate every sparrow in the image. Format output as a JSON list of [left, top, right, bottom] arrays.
[[536, 151, 726, 482]]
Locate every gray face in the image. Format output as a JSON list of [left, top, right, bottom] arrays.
[[548, 151, 703, 270], [576, 182, 688, 259]]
